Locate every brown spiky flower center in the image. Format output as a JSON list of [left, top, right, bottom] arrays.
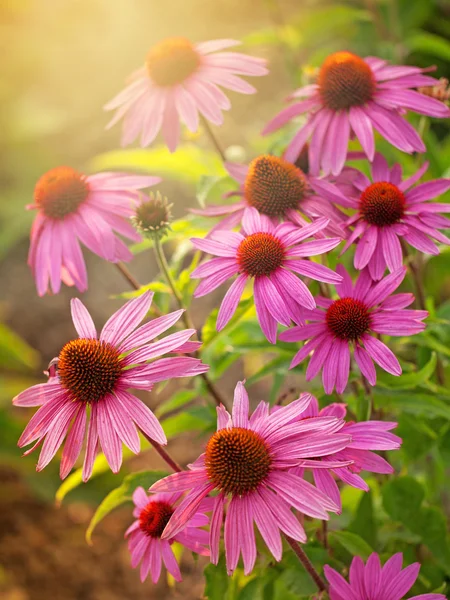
[[244, 155, 306, 217], [205, 427, 272, 495], [326, 297, 371, 340], [360, 181, 406, 227], [237, 232, 285, 278], [146, 37, 201, 86], [133, 191, 172, 237], [34, 166, 90, 219], [58, 339, 122, 403], [318, 51, 376, 111], [139, 500, 174, 538]]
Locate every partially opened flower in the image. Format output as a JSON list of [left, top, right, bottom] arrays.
[[287, 398, 401, 512], [191, 154, 347, 236], [263, 51, 449, 175], [13, 292, 208, 481], [149, 381, 352, 575], [324, 552, 446, 600], [28, 167, 160, 296], [334, 153, 450, 280], [191, 207, 342, 343], [126, 487, 209, 583], [279, 266, 427, 393], [105, 38, 268, 151]]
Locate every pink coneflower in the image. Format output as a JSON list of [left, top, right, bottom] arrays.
[[126, 487, 209, 583], [191, 154, 347, 236], [190, 207, 342, 343], [334, 153, 450, 280], [28, 167, 160, 296], [279, 266, 427, 393], [105, 38, 268, 151], [149, 381, 352, 575], [324, 552, 446, 600], [287, 398, 401, 512], [263, 51, 450, 175], [13, 292, 208, 481]]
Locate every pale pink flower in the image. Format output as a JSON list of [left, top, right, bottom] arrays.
[[28, 167, 160, 295], [325, 552, 446, 600], [191, 207, 342, 343], [334, 153, 450, 280], [285, 397, 401, 512], [263, 51, 449, 176], [13, 292, 208, 481], [149, 381, 352, 575], [191, 154, 347, 237], [105, 38, 268, 151], [126, 487, 209, 583], [279, 266, 427, 393]]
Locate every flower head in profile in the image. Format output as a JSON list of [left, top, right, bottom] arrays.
[[334, 153, 450, 280], [126, 487, 209, 583], [280, 266, 427, 393], [191, 207, 342, 343], [13, 292, 208, 481], [287, 397, 401, 512], [149, 381, 352, 575], [28, 167, 160, 296], [263, 51, 449, 176], [324, 552, 446, 600], [191, 154, 347, 237], [105, 38, 268, 151]]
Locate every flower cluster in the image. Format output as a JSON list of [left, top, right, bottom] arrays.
[[14, 34, 450, 596]]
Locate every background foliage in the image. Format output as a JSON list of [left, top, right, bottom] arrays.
[[1, 0, 449, 598]]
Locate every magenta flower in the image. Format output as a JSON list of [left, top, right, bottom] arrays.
[[149, 381, 352, 575], [191, 207, 342, 343], [105, 37, 268, 151], [126, 487, 209, 584], [191, 154, 347, 236], [287, 398, 401, 512], [324, 552, 446, 600], [13, 292, 208, 481], [28, 166, 160, 296], [263, 51, 449, 175], [279, 266, 427, 393], [334, 153, 450, 280]]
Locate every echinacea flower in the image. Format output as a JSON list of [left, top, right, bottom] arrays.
[[28, 167, 160, 296], [324, 552, 446, 600], [191, 207, 342, 343], [287, 398, 401, 512], [13, 292, 208, 481], [191, 154, 347, 236], [279, 266, 427, 393], [105, 37, 268, 151], [263, 51, 450, 176], [126, 487, 209, 583], [149, 381, 352, 575], [334, 153, 450, 280]]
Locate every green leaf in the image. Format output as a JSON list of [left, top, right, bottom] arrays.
[[91, 145, 225, 185], [382, 476, 425, 525], [155, 390, 197, 417], [330, 531, 374, 560], [246, 356, 291, 387], [373, 389, 450, 420], [162, 406, 215, 439], [85, 470, 167, 544], [377, 353, 437, 389], [349, 491, 377, 548], [0, 323, 39, 371], [406, 32, 450, 61], [112, 281, 172, 299], [204, 559, 231, 600]]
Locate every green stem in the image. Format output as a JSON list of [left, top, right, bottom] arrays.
[[200, 115, 227, 162], [114, 262, 162, 316], [153, 236, 228, 408], [284, 535, 328, 592], [141, 431, 182, 472]]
